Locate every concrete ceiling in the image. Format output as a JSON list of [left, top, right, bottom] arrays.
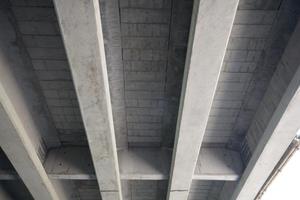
[[0, 0, 299, 199]]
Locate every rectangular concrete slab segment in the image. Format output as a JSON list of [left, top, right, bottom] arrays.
[[230, 21, 300, 200], [167, 0, 240, 199], [118, 148, 172, 180], [193, 148, 243, 181], [53, 0, 122, 199]]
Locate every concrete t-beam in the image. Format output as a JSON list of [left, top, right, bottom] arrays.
[[0, 8, 64, 200], [167, 0, 239, 199], [229, 20, 300, 200], [53, 0, 122, 199]]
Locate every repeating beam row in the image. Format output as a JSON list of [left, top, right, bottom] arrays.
[[167, 0, 240, 199], [2, 0, 298, 200], [0, 147, 243, 182]]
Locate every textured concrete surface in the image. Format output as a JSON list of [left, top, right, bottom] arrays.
[[54, 0, 123, 199], [1, 0, 299, 199], [231, 19, 300, 200], [167, 0, 240, 199], [120, 0, 172, 147], [10, 1, 87, 145]]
